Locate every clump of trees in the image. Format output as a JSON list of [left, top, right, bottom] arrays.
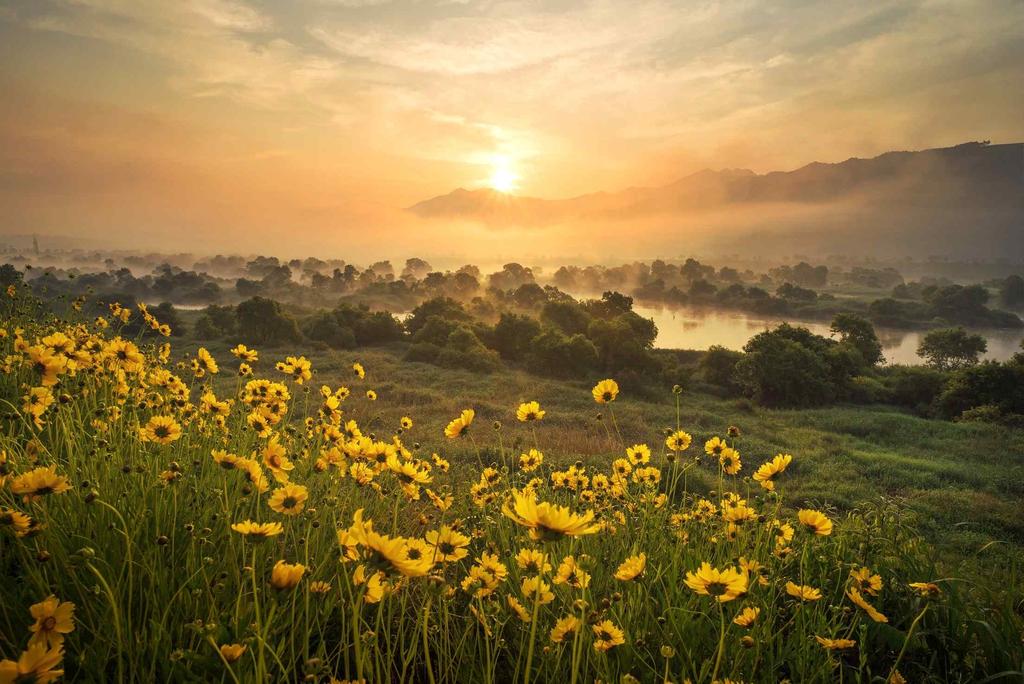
[[400, 291, 674, 385], [693, 313, 1024, 424]]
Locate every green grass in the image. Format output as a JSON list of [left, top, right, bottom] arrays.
[[195, 337, 1024, 570]]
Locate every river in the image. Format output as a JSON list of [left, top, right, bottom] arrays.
[[634, 304, 1023, 365]]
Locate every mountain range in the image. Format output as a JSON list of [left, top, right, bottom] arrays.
[[408, 141, 1024, 224]]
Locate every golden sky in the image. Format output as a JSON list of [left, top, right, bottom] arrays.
[[1, 0, 1022, 256]]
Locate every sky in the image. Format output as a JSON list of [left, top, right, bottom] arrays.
[[1, 0, 1022, 257]]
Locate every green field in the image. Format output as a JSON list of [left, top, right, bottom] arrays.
[[194, 336, 1024, 570]]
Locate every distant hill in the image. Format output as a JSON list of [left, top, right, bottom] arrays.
[[408, 142, 1024, 223]]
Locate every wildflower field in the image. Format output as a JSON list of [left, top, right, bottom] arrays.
[[1, 290, 1022, 683]]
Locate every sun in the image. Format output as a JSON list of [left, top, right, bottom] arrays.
[[488, 160, 519, 193]]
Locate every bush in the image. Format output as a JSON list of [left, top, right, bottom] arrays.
[[848, 375, 892, 404], [936, 360, 1024, 419], [734, 335, 835, 407], [303, 312, 357, 349], [956, 404, 1004, 423], [540, 301, 591, 336], [304, 304, 404, 349], [879, 366, 947, 412], [235, 296, 302, 345], [733, 324, 860, 407], [406, 297, 472, 336], [698, 345, 744, 392], [526, 327, 599, 378], [194, 304, 237, 340], [489, 313, 541, 361]]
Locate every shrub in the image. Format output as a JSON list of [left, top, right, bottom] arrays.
[[405, 297, 472, 336], [734, 335, 835, 407], [936, 360, 1024, 419], [235, 296, 302, 345], [526, 327, 599, 378], [880, 366, 947, 412], [698, 345, 744, 392], [489, 313, 541, 361]]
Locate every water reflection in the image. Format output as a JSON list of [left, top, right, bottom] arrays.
[[635, 304, 1023, 365]]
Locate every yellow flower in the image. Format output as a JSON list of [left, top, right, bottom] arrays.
[[386, 453, 432, 486], [141, 415, 182, 445], [400, 416, 413, 430], [22, 387, 55, 427], [502, 490, 600, 541], [625, 444, 650, 465], [348, 509, 434, 577], [684, 563, 748, 602], [270, 560, 305, 590], [704, 436, 728, 456], [553, 556, 591, 589], [816, 636, 856, 650], [261, 437, 294, 483], [104, 337, 143, 372], [516, 401, 545, 422], [353, 362, 365, 379], [365, 389, 377, 401], [733, 606, 760, 627], [519, 449, 544, 472], [786, 582, 822, 601], [230, 344, 259, 362], [797, 509, 833, 536], [269, 484, 309, 516], [591, 379, 619, 404], [425, 525, 470, 562], [613, 553, 646, 581], [10, 466, 72, 503], [26, 345, 67, 387], [231, 520, 284, 539], [515, 549, 552, 575], [665, 430, 692, 452], [219, 643, 247, 664], [1, 508, 34, 536], [847, 587, 888, 622], [196, 347, 219, 375], [909, 581, 942, 598], [520, 576, 554, 604], [591, 620, 625, 652], [0, 642, 64, 683], [753, 453, 792, 491], [850, 567, 883, 596], [507, 596, 532, 622], [444, 409, 475, 439], [310, 581, 332, 594], [719, 447, 741, 475], [28, 596, 75, 648], [550, 615, 581, 643]]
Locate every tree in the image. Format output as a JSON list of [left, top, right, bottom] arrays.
[[405, 297, 471, 336], [999, 275, 1024, 308], [936, 361, 1024, 419], [917, 328, 987, 371], [235, 297, 302, 345], [401, 258, 432, 280], [830, 313, 884, 366], [490, 313, 541, 361], [698, 346, 744, 392], [541, 301, 591, 336], [734, 335, 834, 407]]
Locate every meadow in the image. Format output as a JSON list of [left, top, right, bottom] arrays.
[[1, 291, 1022, 683]]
